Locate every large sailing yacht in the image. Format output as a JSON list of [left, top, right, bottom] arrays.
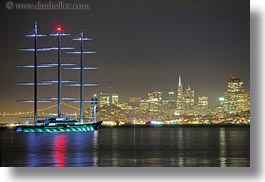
[[16, 22, 102, 133]]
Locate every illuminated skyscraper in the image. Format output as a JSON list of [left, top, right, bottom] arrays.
[[167, 91, 176, 113], [184, 85, 195, 115], [219, 97, 225, 106], [99, 92, 111, 107], [111, 93, 119, 105], [224, 77, 250, 114], [175, 75, 185, 116], [227, 77, 244, 93], [139, 100, 149, 111], [198, 96, 208, 107], [147, 90, 162, 112], [99, 92, 119, 107], [198, 96, 209, 116], [168, 91, 175, 101], [238, 92, 250, 111]]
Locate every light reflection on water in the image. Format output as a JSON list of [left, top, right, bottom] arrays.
[[24, 132, 98, 167], [219, 128, 227, 167], [53, 134, 66, 167], [1, 127, 249, 167]]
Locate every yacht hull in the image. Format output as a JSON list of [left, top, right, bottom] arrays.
[[16, 120, 102, 133]]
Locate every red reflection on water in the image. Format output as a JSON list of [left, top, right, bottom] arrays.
[[53, 134, 67, 167]]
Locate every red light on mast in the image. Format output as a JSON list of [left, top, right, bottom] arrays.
[[56, 25, 62, 32]]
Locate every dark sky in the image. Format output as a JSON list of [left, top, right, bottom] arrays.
[[0, 0, 249, 112]]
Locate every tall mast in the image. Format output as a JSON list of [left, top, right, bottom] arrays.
[[49, 24, 74, 118], [57, 24, 62, 117], [18, 22, 51, 124], [66, 27, 98, 123], [34, 22, 38, 124], [80, 28, 84, 123]]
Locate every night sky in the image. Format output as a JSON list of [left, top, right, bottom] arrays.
[[0, 0, 249, 112]]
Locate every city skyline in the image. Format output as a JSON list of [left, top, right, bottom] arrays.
[[97, 76, 249, 111], [98, 75, 225, 105], [90, 75, 250, 125], [0, 0, 249, 112], [0, 75, 249, 114], [1, 75, 249, 125]]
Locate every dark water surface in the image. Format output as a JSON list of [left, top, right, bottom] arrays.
[[0, 126, 250, 167]]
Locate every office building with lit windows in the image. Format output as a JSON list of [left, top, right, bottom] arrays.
[[224, 77, 250, 114], [184, 85, 195, 116], [99, 92, 111, 107], [197, 96, 209, 116], [165, 91, 176, 114], [146, 90, 162, 112], [111, 93, 119, 106]]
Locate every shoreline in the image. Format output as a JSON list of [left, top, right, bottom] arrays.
[[100, 123, 250, 128], [0, 123, 250, 130]]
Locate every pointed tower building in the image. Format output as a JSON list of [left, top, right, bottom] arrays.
[[175, 75, 185, 116]]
